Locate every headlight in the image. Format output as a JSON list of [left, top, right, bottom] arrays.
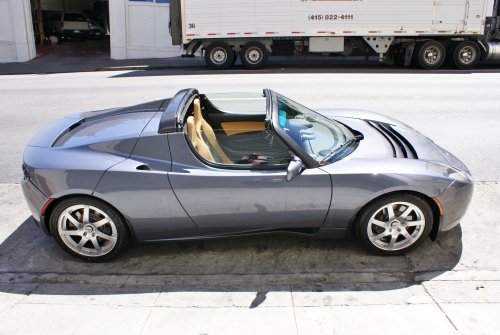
[[427, 161, 470, 182]]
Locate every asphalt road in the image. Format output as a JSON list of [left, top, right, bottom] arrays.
[[1, 67, 499, 183]]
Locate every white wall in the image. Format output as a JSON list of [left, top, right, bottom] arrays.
[[110, 0, 181, 59], [0, 0, 36, 63]]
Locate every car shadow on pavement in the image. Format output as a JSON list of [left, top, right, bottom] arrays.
[[0, 217, 462, 295]]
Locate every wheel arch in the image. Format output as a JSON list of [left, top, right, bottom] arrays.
[[346, 190, 441, 241], [41, 193, 138, 245]]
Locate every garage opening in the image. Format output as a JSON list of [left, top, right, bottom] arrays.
[[30, 0, 110, 62]]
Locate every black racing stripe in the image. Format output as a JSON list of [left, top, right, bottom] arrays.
[[377, 122, 408, 158], [384, 123, 419, 159], [365, 120, 396, 158]]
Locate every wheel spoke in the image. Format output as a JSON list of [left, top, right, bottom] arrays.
[[386, 205, 395, 219], [75, 237, 88, 252], [82, 205, 90, 223], [402, 218, 424, 227], [64, 211, 80, 228], [60, 230, 82, 237], [93, 218, 110, 228], [371, 219, 389, 229], [398, 205, 414, 220], [370, 230, 391, 242], [401, 229, 415, 243], [91, 238, 103, 255], [95, 231, 117, 242], [388, 233, 398, 249]]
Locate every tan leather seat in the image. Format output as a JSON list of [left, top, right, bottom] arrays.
[[192, 98, 233, 164], [187, 116, 214, 162]]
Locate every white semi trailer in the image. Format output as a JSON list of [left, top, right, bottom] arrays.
[[170, 0, 500, 70]]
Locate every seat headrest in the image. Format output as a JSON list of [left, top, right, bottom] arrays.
[[193, 98, 202, 129]]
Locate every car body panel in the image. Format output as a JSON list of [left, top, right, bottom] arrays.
[[167, 132, 332, 232], [317, 109, 413, 129], [23, 102, 164, 199], [319, 158, 454, 229], [21, 178, 48, 224]]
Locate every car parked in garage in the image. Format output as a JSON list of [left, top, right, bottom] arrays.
[[87, 19, 105, 39], [45, 12, 90, 40]]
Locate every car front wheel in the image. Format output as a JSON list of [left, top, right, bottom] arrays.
[[356, 194, 433, 256], [50, 197, 129, 261]]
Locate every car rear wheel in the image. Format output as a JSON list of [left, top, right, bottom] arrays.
[[356, 194, 433, 256], [50, 197, 129, 262]]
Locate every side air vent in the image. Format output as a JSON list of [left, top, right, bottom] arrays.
[[136, 164, 151, 171], [365, 120, 418, 159]]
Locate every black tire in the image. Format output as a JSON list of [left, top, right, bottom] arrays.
[[448, 41, 480, 70], [414, 40, 446, 70], [50, 197, 129, 262], [204, 42, 234, 70], [356, 194, 433, 256], [240, 41, 269, 70]]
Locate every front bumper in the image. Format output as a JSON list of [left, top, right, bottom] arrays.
[[62, 29, 89, 37], [89, 30, 105, 37], [437, 178, 474, 233]]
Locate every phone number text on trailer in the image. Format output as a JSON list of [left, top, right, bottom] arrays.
[[308, 14, 354, 20]]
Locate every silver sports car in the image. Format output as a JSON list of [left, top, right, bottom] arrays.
[[21, 89, 473, 261]]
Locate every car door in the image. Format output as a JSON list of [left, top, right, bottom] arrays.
[[167, 131, 331, 231]]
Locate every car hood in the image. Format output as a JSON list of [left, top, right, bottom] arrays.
[[28, 100, 165, 149], [317, 108, 459, 168]]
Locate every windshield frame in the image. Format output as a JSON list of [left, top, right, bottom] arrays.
[[265, 89, 355, 168]]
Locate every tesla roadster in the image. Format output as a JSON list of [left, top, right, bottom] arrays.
[[21, 88, 473, 261]]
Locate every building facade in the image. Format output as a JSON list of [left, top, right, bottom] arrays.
[[110, 0, 180, 59], [0, 0, 36, 63], [0, 0, 181, 63]]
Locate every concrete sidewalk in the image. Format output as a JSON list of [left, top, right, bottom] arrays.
[[0, 182, 499, 334]]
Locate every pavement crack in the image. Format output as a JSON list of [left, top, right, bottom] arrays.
[[290, 284, 299, 335], [422, 284, 461, 333], [139, 308, 153, 335]]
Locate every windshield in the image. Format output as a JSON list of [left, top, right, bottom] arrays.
[[204, 92, 266, 114], [275, 93, 354, 164]]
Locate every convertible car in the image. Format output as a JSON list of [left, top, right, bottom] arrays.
[[21, 89, 473, 261]]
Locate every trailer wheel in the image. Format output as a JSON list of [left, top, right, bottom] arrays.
[[449, 41, 480, 70], [205, 42, 234, 70], [414, 41, 446, 70], [241, 42, 269, 69]]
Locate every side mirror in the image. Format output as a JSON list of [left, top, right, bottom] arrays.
[[286, 157, 304, 182]]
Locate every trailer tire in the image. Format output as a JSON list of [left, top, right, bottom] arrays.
[[449, 41, 480, 70], [414, 41, 446, 70], [205, 42, 234, 70], [240, 41, 269, 70]]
